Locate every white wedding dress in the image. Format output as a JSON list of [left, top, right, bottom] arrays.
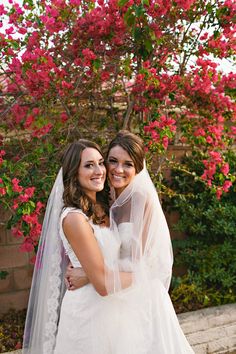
[[54, 209, 194, 354]]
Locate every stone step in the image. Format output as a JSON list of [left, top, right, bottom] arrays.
[[178, 303, 236, 354], [3, 304, 236, 354]]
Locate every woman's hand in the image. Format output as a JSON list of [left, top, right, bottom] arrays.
[[65, 264, 89, 290]]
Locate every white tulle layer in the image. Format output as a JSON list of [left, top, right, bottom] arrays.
[[54, 279, 194, 354]]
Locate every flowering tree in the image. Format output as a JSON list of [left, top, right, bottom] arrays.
[[0, 0, 235, 255]]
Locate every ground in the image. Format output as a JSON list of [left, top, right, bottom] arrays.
[[0, 309, 26, 353]]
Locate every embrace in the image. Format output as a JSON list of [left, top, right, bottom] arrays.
[[23, 130, 194, 354]]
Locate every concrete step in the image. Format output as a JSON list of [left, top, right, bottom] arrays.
[[178, 303, 236, 354]]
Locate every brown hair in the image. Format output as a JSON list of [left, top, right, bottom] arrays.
[[107, 130, 144, 173], [62, 139, 109, 224]]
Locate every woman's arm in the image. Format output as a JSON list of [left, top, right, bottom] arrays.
[[63, 212, 132, 296]]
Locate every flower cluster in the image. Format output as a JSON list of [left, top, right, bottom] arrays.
[[0, 156, 45, 259], [144, 115, 177, 152], [0, 0, 235, 254]]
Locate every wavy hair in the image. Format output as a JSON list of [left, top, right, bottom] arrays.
[[62, 139, 109, 224]]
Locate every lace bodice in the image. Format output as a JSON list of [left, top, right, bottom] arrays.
[[59, 207, 120, 267]]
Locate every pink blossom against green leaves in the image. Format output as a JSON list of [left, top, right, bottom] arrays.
[[12, 178, 23, 193], [12, 227, 23, 238], [216, 188, 223, 200], [222, 180, 232, 192], [0, 0, 235, 255], [0, 188, 6, 196], [221, 163, 230, 176], [31, 124, 53, 138]]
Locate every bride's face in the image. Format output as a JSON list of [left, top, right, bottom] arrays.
[[78, 147, 106, 200], [107, 145, 136, 197]]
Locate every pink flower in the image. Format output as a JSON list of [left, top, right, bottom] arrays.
[[61, 112, 68, 123], [101, 71, 110, 81], [0, 187, 6, 195], [222, 180, 232, 192], [221, 163, 229, 176], [12, 200, 19, 210], [61, 81, 73, 89], [216, 189, 223, 200], [6, 26, 14, 35], [32, 124, 53, 138], [82, 48, 96, 61], [0, 5, 6, 16], [24, 187, 35, 198], [20, 239, 34, 253], [24, 115, 34, 128], [206, 136, 213, 144], [22, 213, 38, 225], [162, 136, 169, 149], [12, 227, 23, 238], [194, 128, 206, 137], [19, 194, 30, 202], [209, 151, 222, 164], [12, 178, 23, 193], [36, 201, 44, 214]]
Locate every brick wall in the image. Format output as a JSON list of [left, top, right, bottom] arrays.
[[0, 211, 33, 315]]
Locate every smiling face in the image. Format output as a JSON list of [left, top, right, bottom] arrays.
[[78, 147, 106, 201], [107, 145, 136, 197]]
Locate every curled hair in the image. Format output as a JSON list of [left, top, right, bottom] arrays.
[[62, 139, 109, 224], [107, 130, 144, 173]]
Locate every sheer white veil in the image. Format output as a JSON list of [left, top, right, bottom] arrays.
[[107, 163, 173, 293], [23, 168, 68, 354]]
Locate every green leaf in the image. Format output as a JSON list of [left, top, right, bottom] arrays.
[[0, 271, 8, 280], [169, 92, 175, 101], [133, 27, 142, 41], [142, 0, 149, 6], [213, 30, 220, 39], [93, 58, 101, 70], [124, 9, 136, 26], [23, 0, 34, 6], [118, 0, 129, 7], [206, 3, 213, 14], [144, 39, 153, 53], [135, 5, 146, 17]]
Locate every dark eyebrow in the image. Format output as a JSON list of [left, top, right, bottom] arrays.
[[108, 156, 134, 163], [84, 158, 104, 163]]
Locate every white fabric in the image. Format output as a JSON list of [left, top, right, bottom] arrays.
[[54, 207, 121, 354], [23, 169, 68, 354], [107, 166, 173, 293], [54, 221, 194, 354], [23, 166, 194, 354]]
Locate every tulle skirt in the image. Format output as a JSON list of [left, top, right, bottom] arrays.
[[54, 280, 194, 354]]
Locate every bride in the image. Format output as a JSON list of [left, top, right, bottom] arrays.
[[23, 132, 194, 353]]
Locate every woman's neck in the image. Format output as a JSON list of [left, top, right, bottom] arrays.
[[85, 191, 97, 203]]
